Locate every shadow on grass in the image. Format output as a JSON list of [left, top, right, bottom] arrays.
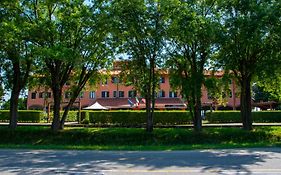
[[0, 148, 280, 174]]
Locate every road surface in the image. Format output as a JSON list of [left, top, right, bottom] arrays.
[[0, 148, 281, 174]]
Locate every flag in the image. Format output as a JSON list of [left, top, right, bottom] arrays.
[[135, 97, 139, 106], [128, 99, 134, 107]]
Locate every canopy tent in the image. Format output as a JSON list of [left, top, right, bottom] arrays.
[[83, 102, 108, 110]]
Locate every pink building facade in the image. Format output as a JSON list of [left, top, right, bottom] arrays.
[[27, 66, 240, 110]]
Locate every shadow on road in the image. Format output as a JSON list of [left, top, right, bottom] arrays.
[[0, 148, 280, 174]]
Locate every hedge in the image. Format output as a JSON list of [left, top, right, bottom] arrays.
[[88, 111, 192, 126], [206, 111, 281, 123], [0, 110, 43, 123], [47, 111, 83, 122]]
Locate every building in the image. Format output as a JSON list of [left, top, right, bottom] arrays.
[[27, 62, 240, 110]]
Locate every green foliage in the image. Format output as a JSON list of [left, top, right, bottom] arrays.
[[206, 111, 241, 123], [64, 111, 78, 122], [206, 111, 281, 123], [166, 0, 221, 130], [1, 98, 27, 110], [205, 74, 233, 106], [218, 0, 281, 129], [252, 84, 275, 102], [89, 111, 191, 126], [0, 110, 42, 123], [48, 111, 79, 122]]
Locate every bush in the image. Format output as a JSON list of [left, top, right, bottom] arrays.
[[89, 110, 191, 126], [64, 111, 78, 122], [0, 110, 43, 123], [206, 111, 240, 123], [252, 111, 281, 123], [206, 110, 281, 123]]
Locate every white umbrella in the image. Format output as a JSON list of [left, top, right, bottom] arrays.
[[83, 102, 108, 110]]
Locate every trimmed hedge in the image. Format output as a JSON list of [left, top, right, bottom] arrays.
[[88, 111, 191, 126], [206, 111, 281, 123], [47, 111, 81, 122], [64, 111, 78, 122], [0, 110, 43, 123]]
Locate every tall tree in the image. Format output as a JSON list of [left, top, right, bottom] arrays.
[[167, 0, 220, 131], [0, 0, 34, 129], [112, 0, 168, 132], [218, 0, 280, 130], [29, 0, 111, 131]]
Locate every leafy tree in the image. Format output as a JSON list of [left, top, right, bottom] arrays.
[[27, 0, 111, 131], [53, 1, 113, 130], [218, 0, 280, 130], [167, 0, 220, 131], [205, 75, 233, 110], [112, 0, 168, 132], [0, 0, 34, 129]]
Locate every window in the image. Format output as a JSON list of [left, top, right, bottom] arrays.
[[113, 91, 117, 98], [39, 92, 51, 98], [31, 92, 36, 99], [128, 90, 136, 98], [89, 91, 96, 99], [39, 92, 44, 98], [119, 91, 124, 98], [101, 91, 109, 98], [160, 76, 165, 83], [169, 91, 177, 98], [65, 92, 71, 99], [158, 90, 165, 98]]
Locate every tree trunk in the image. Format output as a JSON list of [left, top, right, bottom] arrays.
[[9, 60, 22, 130], [9, 89, 20, 129], [51, 86, 62, 132], [193, 96, 202, 132], [60, 97, 76, 130], [146, 95, 153, 133], [240, 77, 252, 130]]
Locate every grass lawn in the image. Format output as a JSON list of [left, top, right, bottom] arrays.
[[0, 126, 281, 150]]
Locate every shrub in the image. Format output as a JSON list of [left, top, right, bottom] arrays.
[[89, 110, 191, 126], [0, 110, 43, 123], [252, 111, 281, 123], [206, 111, 240, 123], [64, 111, 78, 122], [206, 111, 281, 123]]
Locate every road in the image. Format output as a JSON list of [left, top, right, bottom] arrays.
[[0, 148, 281, 174]]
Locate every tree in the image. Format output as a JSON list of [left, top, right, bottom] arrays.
[[218, 0, 280, 130], [28, 0, 111, 131], [112, 0, 168, 132], [205, 74, 233, 110], [167, 0, 220, 131], [0, 0, 34, 129]]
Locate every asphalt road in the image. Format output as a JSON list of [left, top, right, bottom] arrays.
[[1, 148, 281, 174]]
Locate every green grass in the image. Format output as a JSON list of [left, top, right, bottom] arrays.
[[0, 126, 281, 150]]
